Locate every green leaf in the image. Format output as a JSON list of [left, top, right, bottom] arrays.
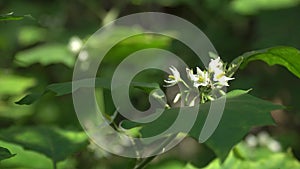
[[147, 160, 186, 169], [122, 90, 284, 161], [14, 43, 75, 68], [0, 12, 32, 21], [0, 147, 15, 161], [0, 73, 35, 96], [0, 126, 88, 163], [18, 26, 47, 46], [0, 140, 76, 169], [231, 0, 300, 15], [201, 142, 300, 169], [235, 46, 300, 78], [183, 163, 199, 169], [16, 78, 160, 105]]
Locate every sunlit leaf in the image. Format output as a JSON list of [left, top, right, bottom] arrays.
[[147, 160, 186, 169], [231, 0, 300, 15], [0, 73, 35, 96], [201, 142, 300, 169], [0, 140, 75, 169], [0, 147, 15, 161], [14, 43, 75, 68], [18, 26, 47, 46], [233, 46, 300, 78], [0, 12, 32, 21], [0, 126, 88, 164], [0, 72, 36, 119]]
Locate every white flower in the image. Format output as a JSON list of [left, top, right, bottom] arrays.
[[213, 68, 234, 87], [208, 57, 234, 87], [245, 134, 258, 147], [208, 57, 223, 72], [186, 67, 210, 88], [267, 140, 282, 152], [164, 66, 181, 87], [68, 36, 83, 53]]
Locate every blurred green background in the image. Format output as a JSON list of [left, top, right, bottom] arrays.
[[1, 0, 300, 169]]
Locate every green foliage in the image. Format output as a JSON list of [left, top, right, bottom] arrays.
[[15, 44, 75, 68], [16, 78, 160, 105], [0, 72, 35, 119], [1, 1, 300, 169], [0, 126, 88, 165], [236, 46, 300, 78], [147, 142, 300, 169], [0, 147, 15, 161], [0, 140, 76, 169], [231, 0, 300, 15], [0, 12, 31, 21], [0, 73, 35, 95], [123, 90, 283, 161], [18, 26, 47, 46], [201, 143, 300, 169]]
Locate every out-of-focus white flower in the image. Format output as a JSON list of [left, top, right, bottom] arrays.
[[186, 67, 210, 88], [257, 131, 271, 146], [213, 68, 234, 87], [267, 140, 282, 152], [68, 36, 83, 53], [164, 66, 181, 87], [245, 134, 258, 147]]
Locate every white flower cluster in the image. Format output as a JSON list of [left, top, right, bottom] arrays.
[[245, 131, 282, 152], [164, 54, 235, 105]]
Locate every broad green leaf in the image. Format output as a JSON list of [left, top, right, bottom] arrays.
[[122, 90, 284, 161], [0, 126, 88, 163], [235, 46, 300, 78], [16, 78, 160, 105], [201, 142, 300, 169], [0, 147, 15, 161], [14, 43, 75, 67], [0, 140, 75, 169]]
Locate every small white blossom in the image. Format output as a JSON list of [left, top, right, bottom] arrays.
[[208, 57, 223, 72], [186, 67, 210, 88], [164, 66, 181, 87], [213, 68, 234, 87], [164, 54, 236, 106]]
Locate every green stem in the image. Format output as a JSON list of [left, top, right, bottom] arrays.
[[133, 134, 177, 169], [53, 160, 57, 169], [134, 155, 157, 169]]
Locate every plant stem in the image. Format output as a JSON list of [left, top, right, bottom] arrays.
[[133, 134, 178, 169], [53, 160, 57, 169], [134, 155, 157, 169]]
